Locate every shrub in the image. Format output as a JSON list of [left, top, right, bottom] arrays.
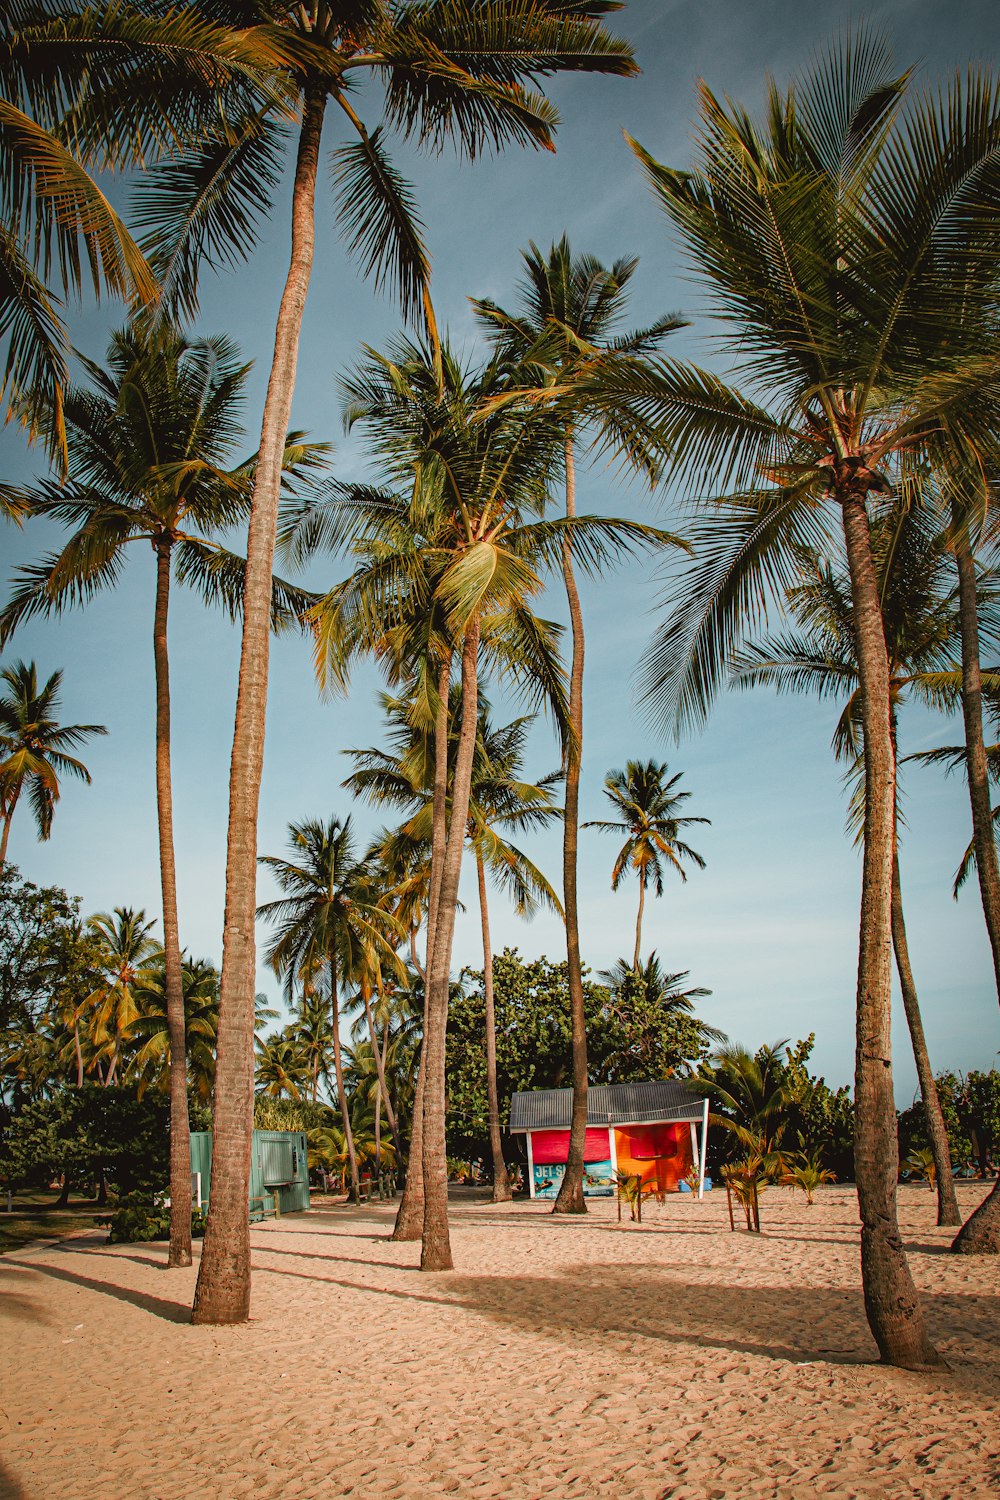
[[100, 1192, 207, 1244]]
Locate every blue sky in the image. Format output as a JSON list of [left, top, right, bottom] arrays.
[[3, 0, 998, 1098]]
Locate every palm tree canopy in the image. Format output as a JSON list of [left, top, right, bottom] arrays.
[[257, 814, 404, 997], [0, 658, 106, 841], [595, 31, 1000, 729], [2, 0, 300, 454], [586, 758, 709, 894], [133, 1, 638, 335], [0, 324, 323, 644]]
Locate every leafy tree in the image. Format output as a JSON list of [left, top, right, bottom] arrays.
[[586, 760, 708, 967], [445, 948, 718, 1162], [0, 659, 105, 866]]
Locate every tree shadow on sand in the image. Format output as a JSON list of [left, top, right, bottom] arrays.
[[4, 1255, 192, 1323]]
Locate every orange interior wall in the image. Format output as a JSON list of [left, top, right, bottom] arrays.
[[613, 1123, 692, 1193]]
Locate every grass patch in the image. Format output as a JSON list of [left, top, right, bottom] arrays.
[[0, 1189, 103, 1254]]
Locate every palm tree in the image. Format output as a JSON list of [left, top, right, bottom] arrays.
[[0, 324, 319, 1269], [598, 953, 722, 1069], [257, 816, 402, 1204], [600, 32, 1000, 1367], [473, 237, 685, 1214], [300, 336, 662, 1267], [83, 907, 162, 1087], [130, 956, 222, 1103], [586, 760, 708, 968], [347, 693, 562, 1201], [254, 1033, 308, 1100], [146, 2, 636, 1328], [730, 503, 999, 1226], [0, 660, 105, 866]]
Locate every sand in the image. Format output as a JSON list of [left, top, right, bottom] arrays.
[[1, 1181, 997, 1500]]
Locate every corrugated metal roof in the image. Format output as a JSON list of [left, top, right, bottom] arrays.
[[509, 1079, 704, 1132]]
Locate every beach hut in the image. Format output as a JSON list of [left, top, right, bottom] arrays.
[[509, 1079, 710, 1201], [189, 1129, 310, 1221]]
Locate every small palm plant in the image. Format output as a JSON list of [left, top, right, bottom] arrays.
[[783, 1150, 837, 1206], [903, 1147, 938, 1191]]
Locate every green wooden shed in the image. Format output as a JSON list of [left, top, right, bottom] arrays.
[[190, 1129, 311, 1221]]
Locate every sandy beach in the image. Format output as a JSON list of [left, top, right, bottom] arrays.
[[1, 1182, 997, 1500]]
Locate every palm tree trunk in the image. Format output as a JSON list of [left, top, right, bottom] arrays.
[[152, 544, 193, 1269], [363, 983, 402, 1161], [393, 654, 450, 1241], [330, 963, 359, 1203], [73, 1023, 84, 1087], [0, 785, 21, 868], [554, 434, 589, 1217], [633, 876, 646, 971], [951, 522, 1000, 1254], [193, 83, 326, 1325], [891, 846, 960, 1226], [421, 621, 480, 1270], [840, 488, 940, 1368], [476, 849, 511, 1203]]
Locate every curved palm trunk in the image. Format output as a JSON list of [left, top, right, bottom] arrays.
[[153, 544, 193, 1268], [0, 785, 20, 868], [891, 847, 960, 1226], [330, 963, 359, 1203], [394, 655, 450, 1241], [476, 849, 511, 1202], [363, 983, 402, 1161], [421, 622, 481, 1270], [554, 435, 589, 1216], [840, 489, 940, 1368], [193, 84, 326, 1325], [951, 525, 1000, 1253], [633, 876, 646, 971]]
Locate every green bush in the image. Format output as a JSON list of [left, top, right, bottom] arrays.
[[100, 1191, 207, 1244]]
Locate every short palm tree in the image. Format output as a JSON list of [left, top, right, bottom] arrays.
[[0, 659, 105, 866], [587, 760, 708, 968], [601, 31, 1000, 1364], [347, 692, 562, 1201], [257, 816, 402, 1203], [0, 323, 319, 1268], [473, 236, 685, 1213], [129, 956, 221, 1103], [83, 907, 162, 1087], [254, 1033, 308, 1100]]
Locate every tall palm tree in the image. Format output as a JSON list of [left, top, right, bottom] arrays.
[[0, 324, 319, 1269], [731, 503, 1000, 1225], [142, 2, 636, 1327], [473, 236, 685, 1214], [598, 952, 722, 1069], [0, 660, 105, 866], [586, 760, 708, 968], [601, 32, 1000, 1367], [257, 815, 402, 1203], [300, 336, 662, 1267]]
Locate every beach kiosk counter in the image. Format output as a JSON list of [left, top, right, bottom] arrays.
[[509, 1079, 710, 1200], [190, 1129, 310, 1221]]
